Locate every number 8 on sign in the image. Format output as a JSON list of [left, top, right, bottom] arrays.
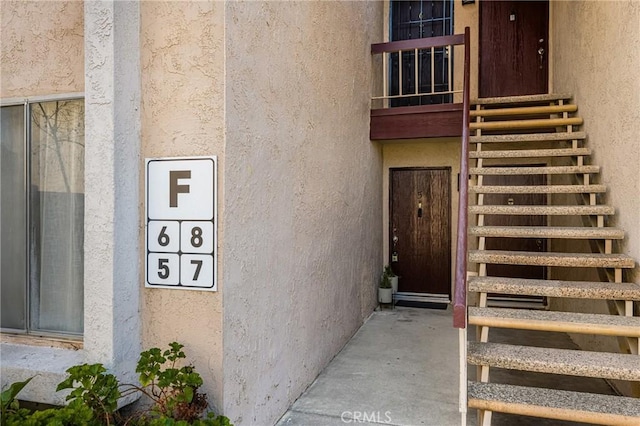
[[180, 221, 213, 253]]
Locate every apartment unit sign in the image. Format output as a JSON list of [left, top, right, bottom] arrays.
[[145, 156, 217, 291]]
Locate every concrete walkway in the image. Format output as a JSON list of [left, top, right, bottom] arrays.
[[276, 305, 618, 426], [277, 306, 463, 426]]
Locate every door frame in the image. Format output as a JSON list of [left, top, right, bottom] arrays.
[[388, 166, 452, 300]]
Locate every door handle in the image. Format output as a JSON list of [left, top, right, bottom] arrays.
[[537, 47, 545, 69], [537, 38, 545, 70]]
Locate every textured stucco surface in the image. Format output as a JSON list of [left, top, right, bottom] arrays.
[[382, 139, 461, 296], [454, 1, 479, 100], [551, 0, 640, 270], [549, 0, 640, 367], [0, 1, 84, 97], [222, 1, 383, 424], [1, 0, 142, 406], [550, 1, 640, 392], [140, 0, 226, 412], [83, 0, 141, 394]]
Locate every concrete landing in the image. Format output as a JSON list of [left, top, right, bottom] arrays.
[[276, 306, 618, 426], [277, 307, 461, 426]]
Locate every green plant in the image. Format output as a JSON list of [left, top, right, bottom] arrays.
[[380, 271, 392, 289], [56, 363, 121, 424], [1, 377, 33, 425], [1, 376, 96, 426], [1, 377, 32, 415], [0, 343, 232, 425], [139, 411, 232, 426], [383, 265, 396, 277], [6, 403, 95, 426], [132, 342, 207, 422]]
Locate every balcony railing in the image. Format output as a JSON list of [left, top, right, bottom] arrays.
[[370, 32, 468, 140], [371, 34, 464, 108], [371, 29, 471, 328]]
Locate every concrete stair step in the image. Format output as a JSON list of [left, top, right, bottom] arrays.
[[469, 250, 635, 269], [470, 184, 606, 194], [470, 104, 578, 118], [468, 307, 640, 337], [469, 226, 624, 240], [470, 165, 599, 175], [472, 93, 573, 106], [469, 205, 615, 216], [470, 131, 586, 144], [467, 342, 640, 381], [468, 276, 640, 301], [467, 382, 640, 425], [469, 148, 590, 159], [470, 117, 583, 131]]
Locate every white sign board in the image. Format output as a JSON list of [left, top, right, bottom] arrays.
[[145, 156, 217, 291]]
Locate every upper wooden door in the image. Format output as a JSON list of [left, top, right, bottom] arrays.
[[479, 0, 549, 98], [390, 168, 451, 296]]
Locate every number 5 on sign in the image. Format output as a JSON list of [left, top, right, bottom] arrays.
[[180, 255, 213, 287], [147, 253, 180, 285]]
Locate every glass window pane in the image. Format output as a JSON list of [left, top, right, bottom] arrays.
[[29, 100, 84, 334], [1, 105, 27, 330]]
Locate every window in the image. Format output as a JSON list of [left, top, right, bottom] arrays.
[[390, 0, 454, 106], [1, 97, 84, 336]]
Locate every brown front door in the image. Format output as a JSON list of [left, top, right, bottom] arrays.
[[390, 168, 451, 296], [484, 171, 546, 280], [479, 0, 549, 98]]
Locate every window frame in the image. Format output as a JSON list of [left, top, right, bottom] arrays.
[[1, 92, 84, 340], [388, 0, 455, 106]]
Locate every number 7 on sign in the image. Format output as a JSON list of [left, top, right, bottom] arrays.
[[180, 254, 213, 287], [191, 259, 202, 280]]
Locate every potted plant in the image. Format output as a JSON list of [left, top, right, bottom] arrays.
[[384, 265, 398, 294], [379, 271, 393, 304]]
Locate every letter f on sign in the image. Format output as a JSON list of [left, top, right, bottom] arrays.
[[169, 170, 191, 207]]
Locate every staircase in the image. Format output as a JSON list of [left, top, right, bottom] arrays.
[[465, 94, 640, 425]]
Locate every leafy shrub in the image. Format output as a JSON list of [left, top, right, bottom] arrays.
[[0, 343, 231, 426], [56, 363, 120, 424]]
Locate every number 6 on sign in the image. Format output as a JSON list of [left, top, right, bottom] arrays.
[[147, 221, 179, 252], [180, 254, 214, 288]]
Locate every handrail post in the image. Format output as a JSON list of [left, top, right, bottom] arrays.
[[453, 27, 471, 329]]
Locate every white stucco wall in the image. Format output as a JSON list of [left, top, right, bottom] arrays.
[[222, 1, 384, 424], [550, 0, 640, 324], [83, 0, 141, 387], [547, 0, 640, 396], [140, 0, 226, 412], [551, 0, 640, 276]]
